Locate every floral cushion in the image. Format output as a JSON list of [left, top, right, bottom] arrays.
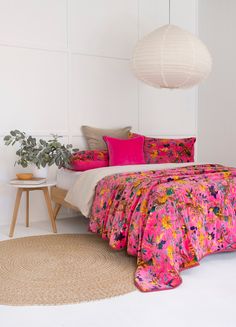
[[130, 133, 196, 163], [70, 150, 109, 171]]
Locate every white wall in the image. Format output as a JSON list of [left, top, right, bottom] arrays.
[[0, 0, 197, 226], [198, 0, 236, 166]]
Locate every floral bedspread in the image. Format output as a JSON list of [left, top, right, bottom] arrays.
[[89, 164, 236, 292]]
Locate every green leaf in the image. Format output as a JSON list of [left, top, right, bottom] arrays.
[[4, 135, 11, 141], [5, 140, 12, 146]]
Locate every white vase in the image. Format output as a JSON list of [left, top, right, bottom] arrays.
[[32, 166, 48, 179]]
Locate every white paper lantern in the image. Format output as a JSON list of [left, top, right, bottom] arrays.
[[131, 24, 212, 89]]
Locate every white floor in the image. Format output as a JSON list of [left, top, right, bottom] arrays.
[[0, 217, 236, 327]]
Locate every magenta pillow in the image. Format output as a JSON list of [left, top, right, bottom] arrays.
[[130, 133, 196, 164], [70, 150, 109, 171], [103, 135, 145, 166]]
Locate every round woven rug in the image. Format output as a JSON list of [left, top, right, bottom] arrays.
[[0, 234, 136, 306]]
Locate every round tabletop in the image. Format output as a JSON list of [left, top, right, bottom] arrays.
[[9, 180, 56, 188]]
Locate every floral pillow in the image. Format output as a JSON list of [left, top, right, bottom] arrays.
[[130, 133, 196, 164], [70, 150, 109, 171]]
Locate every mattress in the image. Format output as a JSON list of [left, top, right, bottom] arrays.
[[56, 169, 81, 190]]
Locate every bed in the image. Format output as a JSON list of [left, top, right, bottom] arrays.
[[51, 163, 193, 218], [51, 163, 192, 218], [51, 162, 236, 292], [51, 169, 82, 219]]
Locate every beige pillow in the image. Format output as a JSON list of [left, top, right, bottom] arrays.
[[81, 125, 132, 150]]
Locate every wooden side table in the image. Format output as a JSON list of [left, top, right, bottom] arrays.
[[9, 181, 57, 237]]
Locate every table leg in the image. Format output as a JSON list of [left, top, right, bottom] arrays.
[[9, 188, 23, 237], [26, 190, 29, 227], [43, 188, 57, 233], [53, 203, 61, 221]]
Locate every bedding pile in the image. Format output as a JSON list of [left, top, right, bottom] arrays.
[[90, 164, 236, 291], [66, 163, 194, 215], [66, 164, 236, 292]]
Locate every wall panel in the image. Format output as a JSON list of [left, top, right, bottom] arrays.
[[139, 88, 196, 136], [0, 46, 68, 133], [138, 0, 197, 137], [198, 0, 236, 166], [69, 0, 138, 58], [139, 0, 168, 37], [0, 0, 67, 49], [70, 54, 138, 135], [0, 0, 198, 227]]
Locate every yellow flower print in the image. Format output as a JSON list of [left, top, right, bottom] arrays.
[[172, 230, 177, 239], [141, 199, 148, 215], [167, 245, 174, 263], [161, 147, 168, 152], [133, 180, 141, 188], [100, 189, 106, 195], [200, 184, 207, 192], [162, 216, 172, 229], [176, 179, 186, 184], [197, 220, 203, 230], [136, 189, 142, 196], [223, 171, 230, 178], [151, 150, 158, 158], [156, 233, 164, 243], [199, 233, 205, 247], [157, 195, 168, 204]]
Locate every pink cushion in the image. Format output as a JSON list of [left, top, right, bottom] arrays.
[[130, 133, 196, 164], [70, 150, 109, 171], [103, 135, 145, 166]]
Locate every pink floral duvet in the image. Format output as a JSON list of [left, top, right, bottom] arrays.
[[89, 164, 236, 292]]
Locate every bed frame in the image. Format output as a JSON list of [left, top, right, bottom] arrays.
[[51, 186, 80, 220]]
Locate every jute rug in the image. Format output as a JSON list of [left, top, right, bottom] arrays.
[[0, 234, 136, 306]]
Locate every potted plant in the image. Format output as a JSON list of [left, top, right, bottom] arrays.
[[4, 130, 78, 178]]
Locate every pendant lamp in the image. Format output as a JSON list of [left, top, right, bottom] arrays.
[[131, 2, 212, 89]]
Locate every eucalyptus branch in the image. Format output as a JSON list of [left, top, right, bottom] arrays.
[[4, 130, 78, 169]]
